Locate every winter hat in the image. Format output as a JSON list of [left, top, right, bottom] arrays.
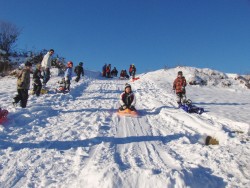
[[79, 62, 83, 66], [125, 83, 131, 90], [67, 61, 73, 67], [178, 71, 183, 75], [25, 62, 32, 67], [36, 64, 41, 69]]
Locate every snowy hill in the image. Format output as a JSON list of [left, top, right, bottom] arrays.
[[0, 67, 249, 188]]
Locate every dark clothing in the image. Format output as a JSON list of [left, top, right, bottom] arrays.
[[33, 69, 43, 96], [102, 65, 107, 77], [13, 89, 29, 108], [43, 68, 50, 85], [14, 67, 31, 108], [64, 80, 71, 91], [74, 65, 84, 82], [119, 92, 136, 111], [129, 66, 136, 78], [111, 68, 118, 77]]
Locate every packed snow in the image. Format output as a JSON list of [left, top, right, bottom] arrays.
[[0, 66, 249, 188]]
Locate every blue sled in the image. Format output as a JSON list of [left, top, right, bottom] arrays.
[[180, 104, 204, 115]]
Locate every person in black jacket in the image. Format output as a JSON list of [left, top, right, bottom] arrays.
[[111, 67, 118, 77], [74, 62, 84, 82], [32, 64, 43, 96]]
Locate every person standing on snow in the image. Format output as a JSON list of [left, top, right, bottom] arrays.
[[74, 62, 84, 82], [106, 64, 111, 78], [102, 64, 107, 77], [41, 49, 54, 86], [64, 61, 73, 91], [32, 64, 43, 96], [13, 62, 32, 108], [129, 64, 136, 79], [173, 71, 187, 107], [119, 83, 136, 111]]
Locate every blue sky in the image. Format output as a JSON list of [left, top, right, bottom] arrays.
[[1, 0, 250, 74]]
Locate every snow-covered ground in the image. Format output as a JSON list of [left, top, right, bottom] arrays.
[[0, 67, 249, 188]]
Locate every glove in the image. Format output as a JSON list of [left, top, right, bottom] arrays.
[[129, 105, 135, 111], [65, 76, 68, 81], [18, 82, 24, 87]]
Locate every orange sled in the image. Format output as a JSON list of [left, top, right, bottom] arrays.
[[117, 108, 138, 117]]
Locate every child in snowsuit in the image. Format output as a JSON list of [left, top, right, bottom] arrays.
[[119, 83, 136, 111], [64, 61, 73, 91], [74, 62, 84, 82], [32, 64, 43, 96], [13, 62, 32, 108], [173, 71, 187, 107]]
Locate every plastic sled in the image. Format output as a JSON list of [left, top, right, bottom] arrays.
[[117, 108, 138, 117], [0, 108, 8, 122], [41, 88, 48, 94], [131, 77, 140, 82], [30, 88, 48, 95], [55, 87, 69, 94], [180, 104, 204, 115]]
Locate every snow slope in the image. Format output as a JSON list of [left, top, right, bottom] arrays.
[[0, 67, 249, 188]]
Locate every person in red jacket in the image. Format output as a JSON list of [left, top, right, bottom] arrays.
[[173, 71, 187, 107]]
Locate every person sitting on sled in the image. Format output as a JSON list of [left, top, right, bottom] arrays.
[[173, 71, 187, 107], [119, 83, 136, 111]]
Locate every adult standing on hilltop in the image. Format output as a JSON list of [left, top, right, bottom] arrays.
[[41, 49, 54, 86]]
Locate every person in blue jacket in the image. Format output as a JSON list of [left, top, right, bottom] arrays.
[[64, 61, 73, 91]]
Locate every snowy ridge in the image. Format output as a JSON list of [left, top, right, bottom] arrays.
[[0, 67, 249, 188]]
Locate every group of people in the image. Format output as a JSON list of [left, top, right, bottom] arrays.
[[12, 49, 85, 108], [12, 49, 186, 110], [102, 64, 137, 79], [118, 70, 187, 112]]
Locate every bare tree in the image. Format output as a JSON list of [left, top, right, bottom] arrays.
[[0, 20, 21, 54]]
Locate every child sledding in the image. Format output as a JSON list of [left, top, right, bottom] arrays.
[[117, 83, 138, 117]]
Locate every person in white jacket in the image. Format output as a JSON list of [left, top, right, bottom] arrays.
[[41, 49, 54, 86]]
